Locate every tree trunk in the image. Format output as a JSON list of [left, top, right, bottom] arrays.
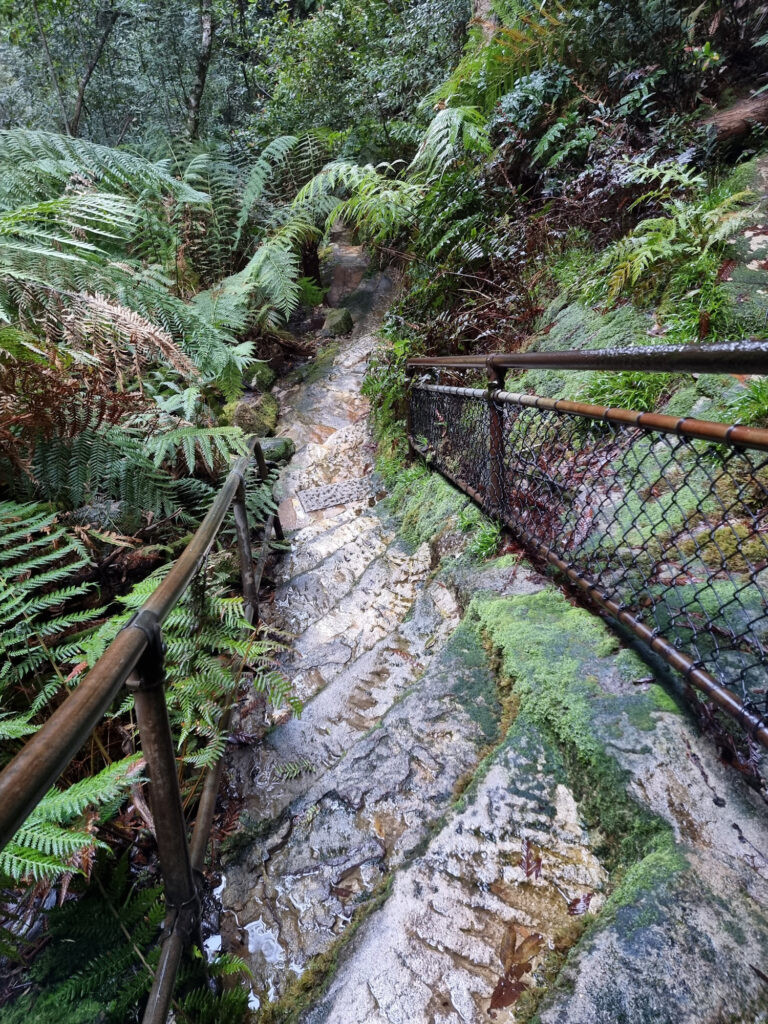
[[69, 11, 121, 137], [702, 94, 768, 142], [186, 0, 214, 140], [300, 242, 322, 290], [31, 0, 70, 134]]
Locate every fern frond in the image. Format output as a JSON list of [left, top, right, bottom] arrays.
[[409, 106, 491, 177]]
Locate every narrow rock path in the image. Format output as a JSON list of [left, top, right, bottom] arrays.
[[220, 250, 607, 1019], [220, 248, 768, 1023]]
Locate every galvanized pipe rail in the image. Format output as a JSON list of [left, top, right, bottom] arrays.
[[0, 437, 284, 1024], [407, 339, 768, 374], [407, 340, 768, 752]]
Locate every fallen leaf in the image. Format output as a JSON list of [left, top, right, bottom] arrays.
[[716, 258, 736, 283], [507, 932, 544, 968], [489, 975, 527, 1010], [568, 892, 594, 916], [521, 837, 542, 879]]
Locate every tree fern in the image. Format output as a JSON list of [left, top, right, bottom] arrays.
[[0, 129, 206, 211], [0, 502, 100, 704], [0, 855, 165, 1023], [427, 3, 573, 111], [0, 757, 143, 883]]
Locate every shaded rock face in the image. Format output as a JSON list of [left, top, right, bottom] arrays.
[[219, 240, 768, 1022]]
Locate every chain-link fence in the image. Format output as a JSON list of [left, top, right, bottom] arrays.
[[409, 379, 768, 758]]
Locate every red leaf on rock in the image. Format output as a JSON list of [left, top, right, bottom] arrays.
[[568, 892, 594, 916], [716, 258, 736, 283], [489, 975, 527, 1010], [521, 837, 542, 879]]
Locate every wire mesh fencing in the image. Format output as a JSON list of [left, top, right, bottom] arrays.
[[409, 380, 768, 760]]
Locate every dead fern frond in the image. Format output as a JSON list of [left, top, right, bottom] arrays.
[[0, 359, 145, 476], [62, 293, 198, 381]]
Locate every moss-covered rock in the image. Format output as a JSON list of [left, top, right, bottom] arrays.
[[249, 360, 277, 392], [532, 300, 652, 354], [221, 393, 279, 436], [321, 307, 353, 337], [678, 520, 768, 572], [260, 435, 295, 463], [469, 589, 672, 868], [381, 462, 468, 551]]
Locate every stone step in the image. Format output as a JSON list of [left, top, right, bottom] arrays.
[[302, 716, 607, 1024], [227, 580, 461, 823], [221, 616, 509, 1003], [267, 540, 434, 705]]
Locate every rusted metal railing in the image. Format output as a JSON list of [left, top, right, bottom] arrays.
[[407, 341, 768, 754], [0, 437, 284, 1024]]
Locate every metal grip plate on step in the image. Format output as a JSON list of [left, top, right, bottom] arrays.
[[297, 475, 373, 512]]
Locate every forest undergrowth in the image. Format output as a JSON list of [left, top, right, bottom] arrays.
[[0, 0, 767, 1020]]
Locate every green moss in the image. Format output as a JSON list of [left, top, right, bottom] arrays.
[[485, 553, 519, 570], [382, 462, 467, 550], [605, 831, 687, 919], [322, 307, 354, 336], [249, 360, 277, 392], [613, 650, 681, 718], [220, 393, 279, 436], [613, 647, 647, 683], [287, 341, 340, 386], [646, 684, 681, 715], [221, 812, 283, 863], [678, 521, 768, 573], [470, 589, 671, 869], [446, 621, 503, 743], [531, 300, 651, 355], [661, 383, 703, 418]]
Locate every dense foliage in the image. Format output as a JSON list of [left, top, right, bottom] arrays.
[[1, 0, 767, 1018]]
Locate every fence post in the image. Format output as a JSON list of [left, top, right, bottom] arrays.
[[254, 442, 285, 541], [124, 612, 200, 1024], [488, 362, 506, 512], [232, 481, 257, 625], [405, 364, 416, 461]]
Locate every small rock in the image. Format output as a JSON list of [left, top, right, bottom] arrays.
[[259, 436, 295, 464], [321, 307, 353, 337]]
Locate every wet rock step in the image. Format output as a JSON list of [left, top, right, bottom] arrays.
[[302, 716, 607, 1024], [221, 618, 507, 1004], [228, 579, 461, 825], [267, 540, 434, 706]]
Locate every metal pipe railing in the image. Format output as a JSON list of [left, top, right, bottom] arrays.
[[412, 381, 768, 452], [0, 436, 284, 1024], [406, 338, 768, 374], [0, 441, 257, 846], [407, 341, 768, 754]]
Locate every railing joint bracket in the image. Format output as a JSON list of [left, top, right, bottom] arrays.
[[122, 609, 166, 690]]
